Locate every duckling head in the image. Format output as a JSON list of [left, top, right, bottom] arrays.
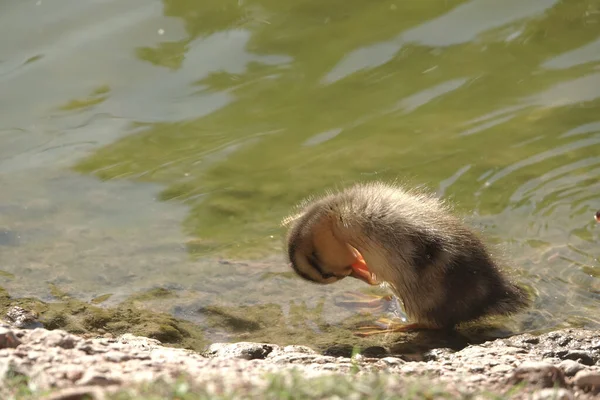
[[283, 204, 378, 286]]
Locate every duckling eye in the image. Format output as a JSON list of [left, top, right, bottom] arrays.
[[307, 251, 336, 280]]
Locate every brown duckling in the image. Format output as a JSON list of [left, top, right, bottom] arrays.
[[283, 181, 529, 334], [595, 210, 600, 223]]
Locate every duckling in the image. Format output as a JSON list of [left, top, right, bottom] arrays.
[[283, 181, 529, 334], [595, 210, 600, 223]]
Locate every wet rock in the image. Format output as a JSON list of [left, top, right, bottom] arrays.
[[423, 347, 454, 361], [206, 342, 275, 360], [558, 350, 595, 366], [558, 359, 585, 376], [5, 306, 43, 329], [531, 388, 573, 400], [520, 335, 540, 345], [356, 346, 386, 358], [508, 361, 566, 388], [0, 327, 21, 348]]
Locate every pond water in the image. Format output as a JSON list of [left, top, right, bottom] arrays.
[[1, 0, 599, 351]]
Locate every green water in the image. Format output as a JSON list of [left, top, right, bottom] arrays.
[[1, 0, 599, 351]]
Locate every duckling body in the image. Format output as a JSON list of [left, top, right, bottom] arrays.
[[284, 182, 529, 331]]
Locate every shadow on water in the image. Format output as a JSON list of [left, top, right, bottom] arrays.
[[0, 0, 599, 352], [323, 327, 513, 359]]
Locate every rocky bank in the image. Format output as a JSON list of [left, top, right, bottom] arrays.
[[1, 308, 599, 400]]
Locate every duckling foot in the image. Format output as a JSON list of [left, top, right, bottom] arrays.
[[354, 318, 437, 337]]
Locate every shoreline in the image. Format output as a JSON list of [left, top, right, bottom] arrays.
[[0, 317, 598, 399]]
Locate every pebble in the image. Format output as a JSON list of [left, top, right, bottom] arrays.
[[490, 364, 512, 373], [104, 351, 131, 363], [379, 357, 405, 366], [556, 349, 595, 366], [78, 370, 122, 387], [206, 342, 275, 360], [573, 370, 600, 391], [0, 327, 21, 349], [508, 361, 566, 388], [557, 359, 585, 376]]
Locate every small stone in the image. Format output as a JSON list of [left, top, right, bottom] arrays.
[[490, 364, 512, 374], [467, 374, 485, 383], [5, 306, 42, 329], [379, 357, 404, 366], [77, 369, 121, 386], [321, 363, 345, 371], [508, 361, 566, 388], [573, 370, 600, 391], [77, 343, 109, 355], [0, 328, 21, 349], [206, 342, 275, 360], [27, 329, 77, 349], [280, 345, 317, 355], [560, 350, 594, 366], [65, 368, 84, 381], [268, 353, 319, 364], [523, 336, 540, 345], [118, 334, 162, 348], [361, 346, 388, 358], [531, 388, 573, 400], [557, 337, 572, 346], [104, 351, 131, 363], [557, 359, 585, 376], [424, 348, 454, 361]]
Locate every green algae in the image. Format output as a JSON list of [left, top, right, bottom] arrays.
[[0, 286, 208, 351]]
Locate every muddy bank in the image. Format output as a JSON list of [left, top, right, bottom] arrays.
[[0, 317, 599, 399]]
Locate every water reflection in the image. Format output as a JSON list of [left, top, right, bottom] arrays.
[[0, 0, 599, 352], [324, 0, 560, 82]]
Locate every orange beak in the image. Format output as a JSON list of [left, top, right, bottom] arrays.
[[349, 249, 379, 285]]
